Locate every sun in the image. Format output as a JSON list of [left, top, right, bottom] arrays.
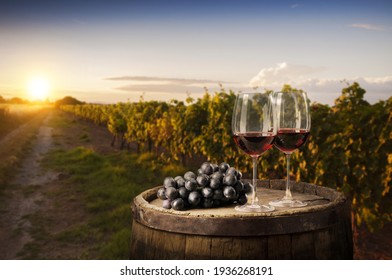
[[27, 77, 50, 101]]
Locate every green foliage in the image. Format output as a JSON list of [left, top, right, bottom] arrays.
[[45, 147, 184, 259], [301, 83, 392, 229], [60, 83, 392, 230]]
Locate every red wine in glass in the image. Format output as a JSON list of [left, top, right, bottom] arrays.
[[232, 92, 276, 212], [233, 132, 275, 156], [269, 91, 311, 208], [274, 129, 310, 153]]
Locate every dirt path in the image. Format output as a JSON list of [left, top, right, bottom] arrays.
[[0, 112, 58, 259], [0, 110, 118, 259]]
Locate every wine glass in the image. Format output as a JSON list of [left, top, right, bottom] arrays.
[[232, 92, 276, 212], [269, 91, 311, 208]]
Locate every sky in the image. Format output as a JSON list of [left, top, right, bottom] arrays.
[[0, 0, 392, 105]]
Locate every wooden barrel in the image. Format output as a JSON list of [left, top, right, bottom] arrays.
[[130, 180, 353, 259]]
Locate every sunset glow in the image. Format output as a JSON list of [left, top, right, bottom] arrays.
[[27, 77, 50, 101]]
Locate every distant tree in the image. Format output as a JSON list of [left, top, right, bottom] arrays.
[[334, 81, 369, 109], [0, 95, 5, 103], [55, 96, 84, 107], [8, 97, 25, 104]]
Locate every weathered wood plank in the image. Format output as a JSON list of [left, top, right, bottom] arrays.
[[210, 237, 242, 259], [291, 231, 315, 259], [239, 237, 268, 259], [267, 234, 292, 259], [129, 222, 154, 259], [314, 228, 332, 260], [185, 235, 212, 260], [150, 229, 186, 259]]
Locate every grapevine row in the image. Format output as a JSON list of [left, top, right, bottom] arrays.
[[60, 83, 392, 230]]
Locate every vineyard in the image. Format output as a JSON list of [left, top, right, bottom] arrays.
[[60, 82, 392, 230]]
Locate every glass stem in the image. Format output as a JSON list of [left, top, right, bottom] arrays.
[[284, 153, 293, 200], [251, 156, 258, 205]]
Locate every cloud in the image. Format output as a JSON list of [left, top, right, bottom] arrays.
[[249, 62, 326, 88], [349, 23, 384, 31], [105, 76, 231, 85], [116, 84, 207, 94], [249, 63, 392, 104], [291, 3, 300, 9], [105, 75, 237, 98]]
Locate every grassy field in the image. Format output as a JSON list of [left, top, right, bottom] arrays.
[[42, 148, 185, 259]]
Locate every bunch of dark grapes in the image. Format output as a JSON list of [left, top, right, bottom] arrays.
[[157, 162, 251, 211]]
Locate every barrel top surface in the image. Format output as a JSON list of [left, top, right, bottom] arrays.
[[148, 188, 322, 216], [132, 180, 348, 236]]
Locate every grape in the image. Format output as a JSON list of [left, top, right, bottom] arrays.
[[210, 171, 224, 183], [219, 162, 230, 173], [213, 200, 221, 207], [226, 167, 238, 177], [211, 163, 219, 173], [223, 174, 237, 186], [157, 187, 166, 200], [184, 171, 196, 181], [174, 176, 183, 181], [212, 189, 223, 200], [162, 199, 171, 209], [243, 182, 252, 193], [185, 179, 198, 191], [221, 196, 230, 203], [223, 186, 237, 200], [238, 194, 247, 205], [164, 177, 177, 188], [188, 191, 201, 206], [196, 174, 209, 187], [236, 170, 243, 180], [178, 187, 189, 199], [165, 186, 179, 200], [202, 198, 214, 208], [201, 187, 213, 198], [174, 176, 186, 188], [171, 198, 185, 210], [157, 162, 250, 211], [234, 181, 244, 193], [201, 162, 214, 175], [183, 199, 190, 208], [209, 178, 221, 190]]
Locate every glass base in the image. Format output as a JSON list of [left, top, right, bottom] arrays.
[[269, 198, 307, 208], [235, 203, 275, 213]]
